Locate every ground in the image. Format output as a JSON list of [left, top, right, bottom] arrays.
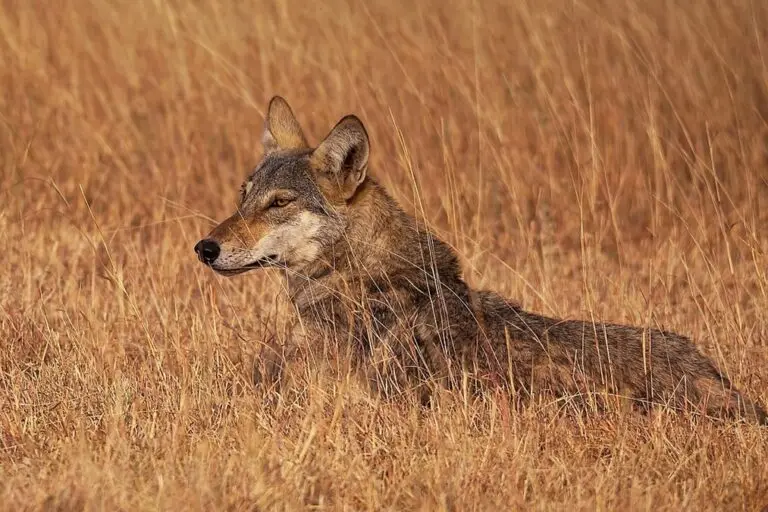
[[2, 0, 768, 510]]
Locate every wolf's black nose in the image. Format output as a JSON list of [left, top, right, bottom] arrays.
[[194, 239, 220, 265]]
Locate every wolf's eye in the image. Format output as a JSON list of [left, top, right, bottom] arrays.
[[270, 197, 292, 208]]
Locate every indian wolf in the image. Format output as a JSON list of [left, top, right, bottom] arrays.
[[194, 96, 766, 424]]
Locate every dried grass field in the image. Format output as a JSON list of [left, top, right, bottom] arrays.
[[2, 0, 768, 510]]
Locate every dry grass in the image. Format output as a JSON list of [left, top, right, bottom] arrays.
[[2, 0, 768, 509]]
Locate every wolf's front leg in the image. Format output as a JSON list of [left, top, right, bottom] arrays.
[[253, 319, 329, 392], [251, 325, 308, 391], [252, 336, 288, 390]]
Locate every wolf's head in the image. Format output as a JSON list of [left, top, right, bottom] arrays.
[[194, 96, 369, 276]]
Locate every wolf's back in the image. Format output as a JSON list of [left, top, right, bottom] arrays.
[[473, 291, 767, 424]]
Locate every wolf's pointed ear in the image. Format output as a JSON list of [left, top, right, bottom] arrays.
[[261, 96, 309, 154], [310, 115, 369, 201]]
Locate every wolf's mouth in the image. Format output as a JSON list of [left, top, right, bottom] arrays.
[[243, 255, 282, 269], [211, 255, 282, 275]]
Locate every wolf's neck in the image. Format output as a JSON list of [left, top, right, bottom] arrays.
[[285, 177, 463, 309]]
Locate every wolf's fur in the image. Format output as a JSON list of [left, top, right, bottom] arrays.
[[196, 96, 767, 425]]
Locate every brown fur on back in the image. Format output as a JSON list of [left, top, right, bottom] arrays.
[[277, 178, 766, 424]]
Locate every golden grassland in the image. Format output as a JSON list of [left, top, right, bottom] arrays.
[[2, 0, 768, 509]]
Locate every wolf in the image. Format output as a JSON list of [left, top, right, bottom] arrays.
[[194, 96, 766, 424]]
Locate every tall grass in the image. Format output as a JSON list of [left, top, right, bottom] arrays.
[[1, 0, 767, 509]]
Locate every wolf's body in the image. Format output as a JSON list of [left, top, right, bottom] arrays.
[[195, 96, 766, 424]]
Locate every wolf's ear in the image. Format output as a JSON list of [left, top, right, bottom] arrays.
[[310, 115, 369, 201], [261, 96, 309, 154]]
